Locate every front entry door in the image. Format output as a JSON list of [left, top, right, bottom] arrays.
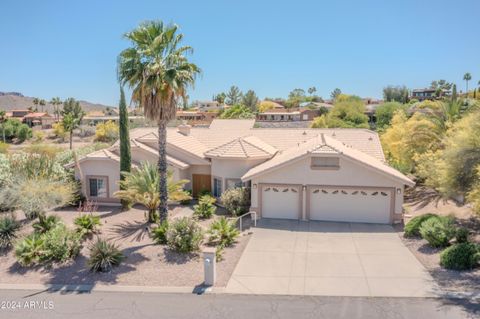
[[192, 174, 212, 197]]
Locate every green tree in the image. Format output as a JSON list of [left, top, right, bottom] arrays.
[[219, 104, 255, 119], [463, 72, 472, 93], [330, 88, 341, 100], [118, 87, 131, 209], [308, 87, 317, 96], [375, 102, 407, 130], [61, 98, 84, 150], [225, 86, 242, 105], [311, 98, 369, 129], [431, 79, 453, 97], [115, 162, 191, 223], [213, 92, 226, 104], [117, 21, 200, 222], [241, 90, 259, 111], [383, 85, 409, 103]]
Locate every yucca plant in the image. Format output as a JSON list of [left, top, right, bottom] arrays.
[[193, 195, 216, 219], [0, 214, 21, 250], [207, 217, 239, 247], [88, 239, 124, 272], [166, 217, 203, 253], [33, 215, 62, 234]]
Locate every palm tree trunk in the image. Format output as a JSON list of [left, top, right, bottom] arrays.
[[157, 120, 169, 222], [69, 131, 73, 150]]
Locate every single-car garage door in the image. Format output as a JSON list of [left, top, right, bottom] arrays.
[[309, 186, 392, 224], [261, 185, 300, 219]]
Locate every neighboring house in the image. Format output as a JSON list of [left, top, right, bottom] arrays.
[[8, 109, 30, 119], [81, 115, 145, 126], [70, 119, 414, 224], [23, 112, 55, 128], [191, 100, 224, 111], [410, 88, 436, 101], [257, 108, 319, 121], [176, 110, 218, 125]]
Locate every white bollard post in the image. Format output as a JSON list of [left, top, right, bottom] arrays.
[[203, 247, 216, 286]]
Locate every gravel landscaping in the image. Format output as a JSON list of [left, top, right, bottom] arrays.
[[0, 204, 250, 288], [400, 194, 480, 295]]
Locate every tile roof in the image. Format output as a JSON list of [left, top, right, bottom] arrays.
[[205, 136, 277, 159], [241, 134, 414, 186]]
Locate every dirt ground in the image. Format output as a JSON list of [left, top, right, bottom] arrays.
[[0, 204, 250, 288], [399, 186, 480, 295]]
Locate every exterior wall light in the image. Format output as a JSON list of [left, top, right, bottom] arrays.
[[397, 188, 402, 194], [253, 184, 257, 189]]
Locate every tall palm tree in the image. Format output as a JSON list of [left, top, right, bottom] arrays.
[[117, 21, 200, 222], [39, 99, 46, 113], [32, 97, 39, 111], [50, 97, 62, 122], [463, 73, 472, 94]]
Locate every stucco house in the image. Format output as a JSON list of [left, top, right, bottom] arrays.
[[70, 119, 414, 224]]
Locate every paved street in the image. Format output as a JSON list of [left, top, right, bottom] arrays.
[[227, 219, 438, 297], [0, 289, 477, 319]]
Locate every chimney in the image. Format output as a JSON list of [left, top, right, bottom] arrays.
[[178, 124, 191, 136]]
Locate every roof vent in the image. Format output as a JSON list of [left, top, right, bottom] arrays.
[[332, 132, 336, 137], [368, 137, 373, 141], [302, 131, 307, 135], [178, 124, 191, 136]]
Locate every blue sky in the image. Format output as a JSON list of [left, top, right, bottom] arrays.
[[1, 0, 479, 106]]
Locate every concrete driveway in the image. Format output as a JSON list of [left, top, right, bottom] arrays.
[[226, 219, 439, 297]]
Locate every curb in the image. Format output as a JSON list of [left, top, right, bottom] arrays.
[[0, 283, 213, 294]]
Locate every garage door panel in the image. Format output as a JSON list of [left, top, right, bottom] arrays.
[[262, 186, 300, 219], [309, 187, 391, 224]]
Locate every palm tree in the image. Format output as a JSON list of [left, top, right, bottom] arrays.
[[117, 21, 200, 222], [115, 162, 191, 222], [463, 73, 472, 94], [62, 113, 80, 150], [39, 99, 46, 112], [32, 98, 39, 111], [50, 97, 62, 122], [0, 110, 6, 142]]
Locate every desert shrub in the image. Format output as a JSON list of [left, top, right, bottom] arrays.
[[198, 189, 212, 197], [94, 120, 119, 142], [32, 131, 45, 142], [193, 195, 216, 219], [88, 238, 124, 272], [33, 215, 62, 234], [419, 216, 456, 248], [404, 213, 438, 238], [4, 177, 75, 219], [42, 224, 82, 263], [166, 217, 203, 253], [52, 122, 67, 140], [0, 214, 21, 250], [220, 187, 250, 216], [55, 142, 109, 166], [76, 125, 96, 138], [16, 124, 32, 141], [455, 227, 470, 243], [0, 142, 9, 154], [207, 217, 239, 247], [14, 234, 46, 266], [440, 243, 480, 270], [25, 144, 62, 158], [151, 220, 169, 245], [180, 190, 192, 205], [74, 214, 101, 237]]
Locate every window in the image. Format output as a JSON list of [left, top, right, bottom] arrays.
[[311, 157, 340, 169], [89, 177, 107, 198], [226, 179, 242, 190], [213, 178, 222, 197]]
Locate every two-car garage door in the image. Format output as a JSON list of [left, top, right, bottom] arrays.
[[261, 184, 393, 224], [308, 187, 392, 224]]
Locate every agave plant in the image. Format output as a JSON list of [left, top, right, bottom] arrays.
[[87, 239, 124, 272], [32, 215, 62, 234], [15, 234, 46, 267], [115, 162, 190, 223], [0, 214, 21, 250]]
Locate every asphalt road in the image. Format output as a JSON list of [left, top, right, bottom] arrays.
[[0, 289, 478, 319]]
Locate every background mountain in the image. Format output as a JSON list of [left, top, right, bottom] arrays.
[[0, 92, 115, 113]]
